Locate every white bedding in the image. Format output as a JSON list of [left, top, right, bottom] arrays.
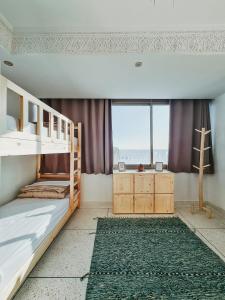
[[6, 115, 78, 145], [0, 193, 70, 299]]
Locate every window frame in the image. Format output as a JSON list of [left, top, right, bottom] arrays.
[[112, 100, 170, 170]]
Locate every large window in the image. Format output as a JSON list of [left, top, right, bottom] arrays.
[[112, 102, 170, 167]]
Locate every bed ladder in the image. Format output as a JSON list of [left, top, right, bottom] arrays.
[[36, 122, 82, 212]]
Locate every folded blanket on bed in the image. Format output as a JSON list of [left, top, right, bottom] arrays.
[[21, 185, 69, 193], [18, 184, 70, 199]]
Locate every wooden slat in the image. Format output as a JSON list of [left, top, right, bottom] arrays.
[[75, 190, 80, 197], [39, 173, 70, 180], [19, 96, 24, 131]]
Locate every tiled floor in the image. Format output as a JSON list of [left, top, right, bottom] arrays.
[[14, 203, 225, 300]]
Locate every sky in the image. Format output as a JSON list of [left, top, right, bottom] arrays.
[[112, 105, 169, 150]]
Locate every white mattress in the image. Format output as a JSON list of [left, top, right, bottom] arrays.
[[6, 115, 78, 145], [0, 192, 70, 299]]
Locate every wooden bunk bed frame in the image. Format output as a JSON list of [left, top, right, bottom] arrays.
[[0, 75, 82, 300]]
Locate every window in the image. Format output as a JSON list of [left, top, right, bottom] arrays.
[[112, 102, 170, 167], [152, 105, 170, 164]]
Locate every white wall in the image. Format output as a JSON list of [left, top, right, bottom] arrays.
[[0, 156, 36, 206], [174, 173, 198, 202], [81, 174, 113, 205], [80, 173, 198, 204], [204, 95, 225, 210]]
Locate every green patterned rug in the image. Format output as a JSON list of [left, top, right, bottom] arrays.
[[84, 217, 225, 299]]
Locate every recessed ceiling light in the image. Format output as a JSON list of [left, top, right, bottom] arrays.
[[135, 61, 143, 67], [3, 60, 14, 67]]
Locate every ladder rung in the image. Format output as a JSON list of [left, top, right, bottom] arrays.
[[74, 190, 80, 199]]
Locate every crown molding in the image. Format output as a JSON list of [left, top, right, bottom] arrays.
[[1, 12, 225, 55], [0, 14, 13, 52], [11, 30, 225, 55]]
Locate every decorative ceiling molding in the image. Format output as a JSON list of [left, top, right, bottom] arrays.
[[11, 31, 225, 55], [1, 12, 225, 56], [0, 15, 13, 52]]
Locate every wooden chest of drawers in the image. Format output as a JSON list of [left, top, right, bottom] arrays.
[[113, 171, 174, 214]]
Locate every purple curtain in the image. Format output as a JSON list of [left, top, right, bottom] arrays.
[[41, 99, 113, 175], [168, 99, 214, 174]]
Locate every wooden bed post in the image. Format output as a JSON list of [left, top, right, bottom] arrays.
[[36, 155, 41, 180], [19, 96, 29, 132], [70, 122, 75, 210]]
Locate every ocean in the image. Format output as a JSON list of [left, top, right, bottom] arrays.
[[113, 148, 168, 165]]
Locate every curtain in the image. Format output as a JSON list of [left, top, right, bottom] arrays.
[[168, 99, 214, 174], [41, 99, 113, 175]]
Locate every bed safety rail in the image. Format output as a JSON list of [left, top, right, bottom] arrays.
[[0, 75, 74, 156]]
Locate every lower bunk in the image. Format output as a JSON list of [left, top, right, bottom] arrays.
[[0, 183, 77, 300]]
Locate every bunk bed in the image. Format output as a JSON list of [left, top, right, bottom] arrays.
[[0, 75, 82, 300]]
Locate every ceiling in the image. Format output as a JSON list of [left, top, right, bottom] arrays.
[[2, 53, 225, 99], [1, 0, 225, 32], [1, 0, 225, 99]]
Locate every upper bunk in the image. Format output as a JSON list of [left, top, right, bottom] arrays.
[[0, 75, 77, 156]]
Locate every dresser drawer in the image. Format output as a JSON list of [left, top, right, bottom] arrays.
[[113, 174, 133, 194], [113, 194, 133, 214], [155, 173, 174, 194], [134, 194, 154, 214], [154, 194, 174, 213], [134, 174, 154, 193]]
